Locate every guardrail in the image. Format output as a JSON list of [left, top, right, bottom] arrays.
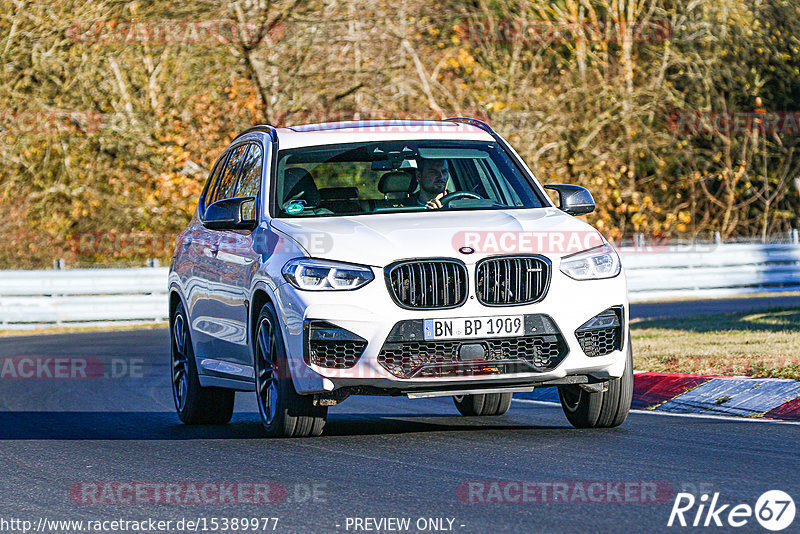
[[1, 242, 799, 327], [621, 243, 800, 301], [0, 268, 169, 327]]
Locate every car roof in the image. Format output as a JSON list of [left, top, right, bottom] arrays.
[[235, 118, 497, 150], [283, 119, 476, 132]]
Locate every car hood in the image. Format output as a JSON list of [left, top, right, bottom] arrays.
[[269, 208, 605, 267]]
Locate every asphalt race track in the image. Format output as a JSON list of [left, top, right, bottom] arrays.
[[1, 297, 798, 533]]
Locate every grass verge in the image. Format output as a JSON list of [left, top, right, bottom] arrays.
[[0, 322, 168, 337], [631, 308, 800, 379]]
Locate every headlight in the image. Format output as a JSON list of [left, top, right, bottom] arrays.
[[559, 244, 621, 280], [282, 258, 375, 290]]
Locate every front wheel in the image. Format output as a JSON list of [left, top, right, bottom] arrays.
[[254, 303, 327, 437], [558, 336, 633, 428], [453, 392, 513, 416]]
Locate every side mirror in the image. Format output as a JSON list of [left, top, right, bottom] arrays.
[[544, 184, 595, 216], [203, 196, 257, 231]]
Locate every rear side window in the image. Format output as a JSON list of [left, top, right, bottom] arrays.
[[236, 143, 264, 220], [208, 144, 249, 206]]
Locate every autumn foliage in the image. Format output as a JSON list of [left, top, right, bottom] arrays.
[[1, 0, 798, 267]]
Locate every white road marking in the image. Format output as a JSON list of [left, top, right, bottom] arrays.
[[512, 399, 800, 426]]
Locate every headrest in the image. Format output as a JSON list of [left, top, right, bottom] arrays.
[[319, 186, 359, 201], [378, 171, 416, 195], [283, 167, 320, 206]]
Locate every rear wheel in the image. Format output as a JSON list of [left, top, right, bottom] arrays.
[[170, 301, 235, 425], [453, 392, 513, 416], [558, 335, 633, 428], [254, 303, 327, 437]]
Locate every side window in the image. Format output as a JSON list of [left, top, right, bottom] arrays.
[[236, 143, 264, 220], [202, 153, 229, 213], [208, 144, 249, 206]]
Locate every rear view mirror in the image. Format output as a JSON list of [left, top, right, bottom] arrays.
[[203, 196, 257, 231], [544, 184, 595, 216]]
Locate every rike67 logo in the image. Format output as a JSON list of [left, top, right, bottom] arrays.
[[669, 490, 795, 531]]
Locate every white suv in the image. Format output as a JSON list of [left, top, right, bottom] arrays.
[[168, 118, 632, 437]]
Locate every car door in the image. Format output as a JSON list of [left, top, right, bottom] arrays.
[[192, 143, 249, 363], [208, 141, 265, 369], [182, 150, 228, 356]]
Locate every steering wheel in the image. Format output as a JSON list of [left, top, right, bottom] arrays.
[[438, 191, 483, 206]]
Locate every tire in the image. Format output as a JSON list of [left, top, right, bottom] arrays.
[[254, 302, 327, 437], [170, 301, 235, 425], [453, 392, 513, 416], [558, 333, 633, 429]]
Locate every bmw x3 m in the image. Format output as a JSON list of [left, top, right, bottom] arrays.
[[168, 118, 633, 437]]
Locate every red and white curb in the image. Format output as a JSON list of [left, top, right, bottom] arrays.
[[516, 373, 800, 421]]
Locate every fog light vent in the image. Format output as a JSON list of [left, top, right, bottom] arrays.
[[305, 321, 367, 369], [575, 307, 623, 357]]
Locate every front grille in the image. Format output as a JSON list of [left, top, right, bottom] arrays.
[[476, 256, 550, 306], [308, 340, 367, 368], [575, 307, 623, 357], [305, 321, 367, 369], [386, 259, 468, 309]]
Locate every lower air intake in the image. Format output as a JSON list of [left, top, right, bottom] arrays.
[[305, 321, 367, 369], [575, 307, 623, 357], [376, 315, 569, 378]]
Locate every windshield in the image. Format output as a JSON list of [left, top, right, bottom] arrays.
[[273, 140, 547, 217]]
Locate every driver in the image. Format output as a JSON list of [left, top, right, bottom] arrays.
[[413, 158, 450, 209]]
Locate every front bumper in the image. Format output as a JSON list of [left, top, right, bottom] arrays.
[[274, 267, 629, 395]]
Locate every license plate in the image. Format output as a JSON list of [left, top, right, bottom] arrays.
[[423, 315, 524, 341]]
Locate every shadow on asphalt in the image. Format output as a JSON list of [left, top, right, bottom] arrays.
[[322, 413, 568, 436], [632, 308, 800, 333], [0, 411, 569, 440], [629, 295, 800, 321]]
